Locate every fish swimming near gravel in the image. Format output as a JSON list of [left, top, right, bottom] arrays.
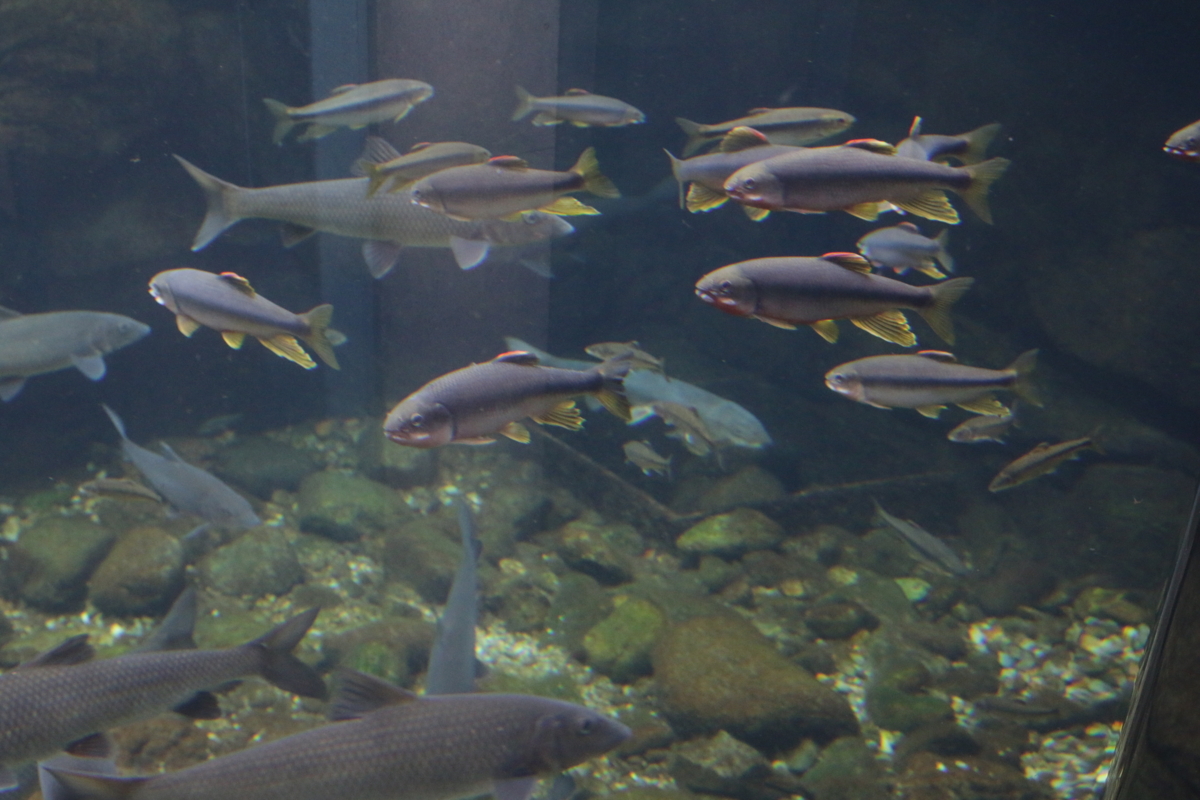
[[675, 107, 855, 156], [0, 588, 325, 789], [872, 500, 970, 575], [149, 268, 345, 370], [694, 253, 973, 346], [101, 404, 261, 531], [175, 155, 573, 278], [356, 137, 491, 197], [46, 668, 631, 800], [623, 440, 672, 478], [512, 87, 644, 128], [824, 350, 1039, 418], [0, 308, 149, 402], [947, 409, 1016, 444], [666, 126, 801, 218], [895, 117, 1002, 165], [264, 78, 434, 144], [1164, 119, 1200, 162], [76, 478, 163, 504], [651, 402, 718, 459], [988, 435, 1099, 492], [424, 500, 482, 697], [583, 341, 665, 373], [383, 351, 632, 448], [857, 222, 954, 279], [724, 139, 1011, 224]]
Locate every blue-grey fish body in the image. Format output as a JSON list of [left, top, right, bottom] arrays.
[[264, 79, 434, 143], [872, 501, 969, 575], [0, 309, 149, 402], [101, 405, 261, 531], [512, 87, 644, 128], [425, 500, 482, 696], [666, 126, 800, 214], [675, 107, 854, 156], [894, 117, 1002, 165], [856, 222, 954, 279]]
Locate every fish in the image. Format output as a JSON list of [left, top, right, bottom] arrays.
[[195, 413, 243, 437], [723, 140, 1012, 224], [675, 107, 855, 156], [665, 126, 801, 217], [856, 222, 954, 279], [583, 341, 665, 373], [653, 402, 717, 458], [947, 410, 1016, 444], [894, 117, 1002, 165], [0, 588, 325, 788], [0, 308, 149, 402], [148, 268, 346, 370], [101, 404, 262, 531], [623, 440, 672, 478], [824, 349, 1039, 418], [355, 137, 491, 197], [46, 668, 631, 800], [175, 155, 574, 278], [694, 252, 973, 346], [263, 78, 434, 144], [872, 500, 970, 575], [424, 499, 482, 696], [76, 478, 162, 504], [409, 147, 619, 221], [383, 351, 632, 448], [512, 86, 645, 127], [1164, 118, 1200, 162], [988, 436, 1099, 492]]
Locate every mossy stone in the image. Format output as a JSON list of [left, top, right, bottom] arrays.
[[297, 471, 405, 542], [213, 437, 319, 499], [804, 602, 879, 640], [19, 516, 115, 611], [676, 509, 783, 560], [554, 513, 640, 585], [543, 571, 614, 655], [479, 669, 582, 703], [865, 682, 954, 733], [198, 527, 303, 598], [583, 596, 667, 683], [320, 619, 433, 689], [380, 517, 461, 603], [88, 525, 184, 616]]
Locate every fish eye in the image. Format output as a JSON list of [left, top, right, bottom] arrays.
[[742, 178, 756, 191], [719, 280, 733, 293], [409, 413, 424, 428], [577, 718, 595, 735], [522, 213, 538, 225]]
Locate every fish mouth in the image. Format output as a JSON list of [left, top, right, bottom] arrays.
[[1164, 146, 1200, 162], [695, 288, 716, 304], [385, 429, 430, 446]]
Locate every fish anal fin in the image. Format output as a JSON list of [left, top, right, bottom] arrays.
[[534, 400, 583, 430], [280, 223, 318, 248], [742, 205, 770, 221], [173, 691, 221, 719], [176, 315, 202, 337], [916, 404, 946, 418], [449, 236, 490, 270], [362, 240, 405, 279], [718, 126, 772, 153], [217, 272, 256, 295], [20, 635, 94, 668], [894, 190, 960, 225], [259, 335, 317, 369], [821, 252, 873, 273], [844, 202, 884, 221], [499, 421, 532, 443], [222, 331, 246, 349], [753, 315, 797, 330], [63, 733, 113, 760], [531, 113, 563, 126], [454, 437, 498, 445], [538, 196, 600, 216], [956, 396, 1009, 416], [297, 124, 339, 142], [0, 305, 22, 320], [329, 668, 417, 721], [810, 319, 840, 343], [685, 183, 728, 213], [491, 351, 540, 366], [71, 353, 107, 381], [850, 309, 916, 347]]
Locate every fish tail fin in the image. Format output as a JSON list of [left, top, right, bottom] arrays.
[[959, 122, 1002, 165], [1008, 349, 1042, 406], [664, 150, 686, 208], [512, 85, 537, 121], [100, 404, 128, 440], [263, 98, 296, 144], [299, 304, 342, 370], [675, 117, 707, 156], [960, 156, 1011, 224], [173, 155, 244, 250], [917, 276, 974, 344], [933, 228, 955, 273], [40, 770, 147, 800], [245, 608, 327, 699], [570, 147, 620, 199], [591, 353, 633, 422]]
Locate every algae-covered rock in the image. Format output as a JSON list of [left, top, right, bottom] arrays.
[[865, 682, 954, 733], [676, 509, 784, 560], [88, 526, 184, 616], [213, 437, 319, 499], [652, 614, 858, 751], [544, 571, 614, 655], [685, 465, 787, 514], [553, 513, 641, 585], [19, 516, 115, 611], [804, 602, 879, 640], [798, 736, 888, 799], [895, 752, 1052, 799], [198, 527, 303, 599], [1072, 586, 1150, 625], [297, 471, 406, 542], [358, 425, 438, 488], [670, 729, 804, 800], [381, 516, 462, 603], [582, 595, 667, 683], [320, 619, 433, 688]]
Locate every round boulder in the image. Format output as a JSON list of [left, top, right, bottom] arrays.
[[88, 526, 184, 616]]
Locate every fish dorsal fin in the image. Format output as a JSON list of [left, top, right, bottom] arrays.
[[843, 138, 898, 155], [20, 635, 94, 668], [330, 83, 358, 94], [898, 221, 921, 232], [218, 272, 256, 296], [0, 305, 21, 321], [718, 126, 771, 153], [136, 587, 198, 652], [491, 351, 540, 366], [916, 350, 957, 362], [409, 141, 433, 151], [746, 107, 774, 115], [821, 252, 873, 273], [329, 668, 417, 721], [360, 136, 402, 165], [488, 155, 529, 169], [564, 88, 591, 96], [908, 116, 923, 137]]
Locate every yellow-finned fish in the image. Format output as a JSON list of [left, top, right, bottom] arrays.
[[895, 117, 1002, 165], [988, 436, 1099, 492], [512, 87, 644, 127], [666, 126, 800, 218], [623, 440, 672, 478], [947, 410, 1016, 444], [856, 222, 954, 279], [675, 107, 854, 156], [355, 137, 491, 197], [264, 79, 434, 144], [1164, 118, 1200, 162]]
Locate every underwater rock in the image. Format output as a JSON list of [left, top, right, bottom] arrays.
[[893, 721, 981, 766], [614, 705, 677, 757], [582, 595, 667, 683], [319, 619, 433, 688], [358, 425, 438, 488], [804, 601, 879, 640], [1072, 586, 1150, 625], [974, 554, 1056, 616], [297, 470, 406, 542], [380, 516, 462, 603], [88, 525, 184, 616], [894, 752, 1052, 799], [797, 736, 888, 799], [864, 631, 955, 733], [899, 620, 969, 661], [552, 512, 640, 585], [197, 527, 303, 598], [652, 613, 858, 750], [676, 508, 784, 560], [852, 528, 918, 578], [676, 465, 787, 514], [213, 437, 320, 499], [695, 554, 740, 592], [112, 715, 211, 774], [669, 729, 803, 800], [18, 516, 115, 611], [544, 571, 614, 655], [606, 791, 700, 800]]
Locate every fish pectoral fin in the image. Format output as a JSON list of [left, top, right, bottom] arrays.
[[894, 190, 961, 224], [628, 404, 656, 424], [850, 310, 916, 347], [176, 315, 202, 337], [534, 400, 584, 430], [685, 183, 728, 213], [0, 377, 26, 402], [538, 196, 601, 216], [329, 668, 418, 721], [741, 204, 771, 221], [454, 436, 498, 445], [915, 404, 947, 418], [19, 634, 95, 669], [259, 335, 317, 369], [494, 777, 539, 800], [844, 202, 885, 221], [221, 331, 246, 349], [362, 240, 405, 279], [449, 236, 490, 270], [173, 691, 221, 719], [753, 315, 798, 330], [956, 395, 1010, 416], [809, 319, 840, 342], [279, 222, 318, 248], [499, 421, 532, 443], [71, 353, 107, 381]]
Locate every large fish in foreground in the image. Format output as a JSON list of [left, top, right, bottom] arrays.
[[0, 588, 324, 788], [666, 126, 801, 217], [175, 156, 573, 278], [264, 79, 434, 144], [47, 668, 631, 800], [1164, 118, 1200, 162], [675, 107, 854, 156], [512, 87, 644, 128], [0, 308, 149, 402]]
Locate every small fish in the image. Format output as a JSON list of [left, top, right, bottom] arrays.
[[988, 436, 1099, 492], [409, 148, 619, 221], [0, 308, 149, 402], [857, 222, 954, 279], [175, 156, 573, 278], [666, 126, 801, 217], [264, 79, 434, 144], [584, 341, 664, 373], [47, 669, 630, 800], [149, 269, 345, 370], [1164, 118, 1200, 162], [383, 351, 632, 448], [694, 252, 973, 346], [675, 107, 855, 156], [0, 588, 325, 788], [872, 500, 970, 575], [512, 86, 644, 127], [101, 405, 261, 531], [77, 478, 162, 504], [947, 410, 1015, 444], [824, 350, 1039, 418], [624, 440, 672, 478], [424, 499, 482, 696], [724, 140, 1012, 224], [195, 413, 243, 437], [895, 117, 1002, 165], [355, 137, 491, 197], [653, 402, 717, 458]]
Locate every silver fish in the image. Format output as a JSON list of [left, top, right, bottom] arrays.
[[1164, 118, 1200, 162], [355, 137, 491, 197], [512, 87, 644, 127], [583, 341, 664, 373], [895, 117, 1002, 165], [675, 107, 854, 156], [175, 155, 574, 278], [666, 126, 800, 217], [47, 669, 631, 800], [424, 500, 482, 696], [76, 478, 162, 504], [856, 222, 954, 279], [872, 500, 969, 575], [0, 308, 149, 402], [101, 405, 261, 531], [947, 410, 1015, 444], [264, 79, 434, 144], [988, 436, 1098, 492], [624, 440, 672, 478], [149, 268, 345, 370]]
